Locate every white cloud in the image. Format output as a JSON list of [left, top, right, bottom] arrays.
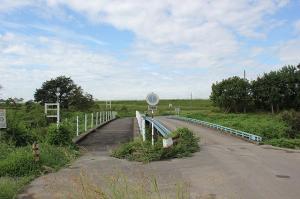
[[0, 0, 295, 100], [294, 20, 300, 34], [46, 0, 289, 69], [0, 0, 34, 12], [277, 39, 300, 65]]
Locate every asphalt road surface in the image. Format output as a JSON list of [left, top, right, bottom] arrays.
[[157, 117, 300, 199]]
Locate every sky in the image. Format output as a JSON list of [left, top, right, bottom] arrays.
[[0, 0, 300, 100]]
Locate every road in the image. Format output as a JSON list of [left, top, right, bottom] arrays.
[[157, 117, 300, 199], [18, 117, 300, 199]]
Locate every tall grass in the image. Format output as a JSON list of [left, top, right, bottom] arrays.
[[69, 170, 190, 199]]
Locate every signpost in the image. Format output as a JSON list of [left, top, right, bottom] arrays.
[[0, 109, 7, 129], [146, 92, 159, 146]]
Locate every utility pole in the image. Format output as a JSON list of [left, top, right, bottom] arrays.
[[244, 70, 246, 80]]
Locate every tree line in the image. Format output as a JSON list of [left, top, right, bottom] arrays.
[[210, 64, 300, 113]]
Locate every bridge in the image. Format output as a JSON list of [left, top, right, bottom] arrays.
[[20, 113, 300, 199]]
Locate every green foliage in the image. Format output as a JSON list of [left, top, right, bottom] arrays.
[[112, 128, 199, 162], [4, 113, 34, 146], [210, 76, 252, 113], [280, 110, 300, 138], [0, 146, 40, 177], [0, 143, 77, 177], [46, 122, 73, 146], [264, 138, 300, 149], [211, 65, 300, 113], [186, 112, 287, 140], [34, 76, 94, 110], [0, 176, 33, 199]]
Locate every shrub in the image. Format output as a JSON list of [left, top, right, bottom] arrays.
[[112, 128, 199, 162], [0, 146, 40, 177], [280, 110, 300, 138], [0, 143, 78, 177], [46, 122, 73, 146]]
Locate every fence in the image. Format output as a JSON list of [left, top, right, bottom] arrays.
[[70, 111, 117, 137], [168, 116, 262, 142]]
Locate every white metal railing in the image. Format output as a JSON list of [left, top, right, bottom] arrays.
[[74, 111, 117, 137], [136, 111, 146, 141]]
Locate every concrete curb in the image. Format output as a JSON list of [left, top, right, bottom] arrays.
[[261, 144, 300, 153], [72, 118, 117, 144]]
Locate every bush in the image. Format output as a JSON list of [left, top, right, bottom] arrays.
[[4, 119, 34, 147], [0, 143, 78, 177], [264, 138, 300, 149], [46, 122, 73, 146], [0, 146, 40, 177], [112, 128, 199, 162], [280, 110, 300, 138]]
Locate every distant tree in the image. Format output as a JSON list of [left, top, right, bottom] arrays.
[[34, 76, 94, 110], [252, 65, 300, 113], [210, 76, 252, 113]]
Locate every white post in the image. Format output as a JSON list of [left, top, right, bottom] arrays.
[[76, 116, 79, 136], [96, 112, 99, 126], [57, 103, 60, 128], [100, 112, 102, 124], [152, 121, 154, 146], [85, 114, 87, 131], [142, 118, 146, 141], [91, 113, 94, 128]]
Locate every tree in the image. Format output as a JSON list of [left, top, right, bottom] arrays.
[[210, 76, 252, 113], [252, 65, 300, 113], [34, 76, 94, 110]]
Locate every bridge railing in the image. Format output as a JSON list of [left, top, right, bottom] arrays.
[[136, 111, 146, 141], [168, 116, 262, 142], [72, 111, 117, 137], [136, 111, 171, 140], [144, 117, 171, 138]]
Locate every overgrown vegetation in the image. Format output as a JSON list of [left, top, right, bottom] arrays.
[[112, 128, 199, 163], [0, 142, 78, 198], [70, 170, 190, 199]]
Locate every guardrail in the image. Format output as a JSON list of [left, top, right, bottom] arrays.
[[168, 116, 262, 142], [136, 111, 171, 139], [144, 117, 171, 137]]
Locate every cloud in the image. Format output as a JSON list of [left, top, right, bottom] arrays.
[[46, 0, 289, 69], [294, 20, 300, 34], [277, 38, 300, 65], [0, 0, 296, 100]]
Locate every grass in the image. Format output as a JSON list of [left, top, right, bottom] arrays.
[[185, 111, 288, 140], [0, 142, 78, 198], [70, 170, 190, 199], [112, 128, 200, 163], [0, 176, 33, 199], [263, 138, 300, 149]]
